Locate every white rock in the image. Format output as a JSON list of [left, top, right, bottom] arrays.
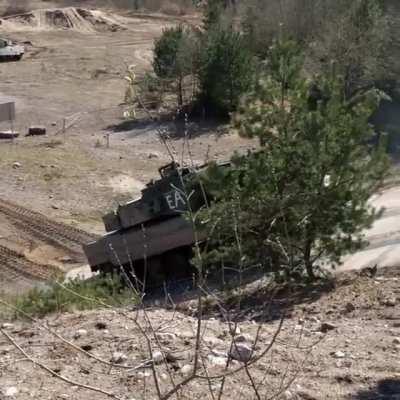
[[211, 382, 222, 391], [156, 333, 176, 344], [160, 373, 169, 381], [211, 349, 228, 358], [179, 331, 195, 340], [12, 162, 21, 169], [333, 351, 345, 359], [384, 298, 397, 307], [4, 387, 19, 397], [204, 336, 224, 347], [207, 355, 227, 367], [393, 337, 400, 345], [282, 390, 295, 400], [111, 352, 128, 364], [152, 351, 164, 364], [73, 329, 88, 339], [1, 323, 14, 329], [136, 371, 151, 379], [229, 343, 253, 363], [148, 152, 160, 159], [294, 324, 303, 331], [180, 364, 193, 376]]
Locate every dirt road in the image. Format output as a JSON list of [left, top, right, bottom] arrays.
[[342, 186, 400, 271]]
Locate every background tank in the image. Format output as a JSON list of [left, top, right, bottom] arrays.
[[83, 162, 207, 285], [0, 38, 24, 61]]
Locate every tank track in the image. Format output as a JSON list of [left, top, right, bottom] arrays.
[[0, 244, 59, 282], [0, 198, 99, 256]]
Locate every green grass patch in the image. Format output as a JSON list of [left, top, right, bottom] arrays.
[[8, 275, 137, 319]]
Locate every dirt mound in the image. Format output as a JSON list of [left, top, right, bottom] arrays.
[[0, 7, 127, 33]]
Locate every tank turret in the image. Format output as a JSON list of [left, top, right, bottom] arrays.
[[102, 162, 196, 232]]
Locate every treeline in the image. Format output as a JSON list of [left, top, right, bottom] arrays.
[[145, 0, 390, 117]]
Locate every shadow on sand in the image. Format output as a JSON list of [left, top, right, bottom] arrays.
[[352, 378, 400, 399], [143, 268, 337, 324], [106, 116, 228, 139]]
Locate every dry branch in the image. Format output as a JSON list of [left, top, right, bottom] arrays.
[[0, 327, 122, 400]]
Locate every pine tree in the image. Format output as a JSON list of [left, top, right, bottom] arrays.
[[198, 26, 255, 116], [152, 25, 198, 107], [198, 40, 389, 280]]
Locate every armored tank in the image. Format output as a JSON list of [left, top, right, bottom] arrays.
[[83, 162, 209, 286], [0, 38, 24, 61]]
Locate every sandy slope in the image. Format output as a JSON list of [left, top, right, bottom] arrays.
[[1, 268, 399, 399]]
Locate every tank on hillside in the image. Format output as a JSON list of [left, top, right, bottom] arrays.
[[83, 162, 211, 286], [0, 38, 24, 61]]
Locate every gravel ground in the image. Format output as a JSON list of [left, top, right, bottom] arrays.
[[1, 268, 399, 400]]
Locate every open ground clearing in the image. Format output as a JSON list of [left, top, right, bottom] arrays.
[[0, 5, 250, 293]]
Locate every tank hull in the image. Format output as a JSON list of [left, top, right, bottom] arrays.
[[84, 215, 199, 271]]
